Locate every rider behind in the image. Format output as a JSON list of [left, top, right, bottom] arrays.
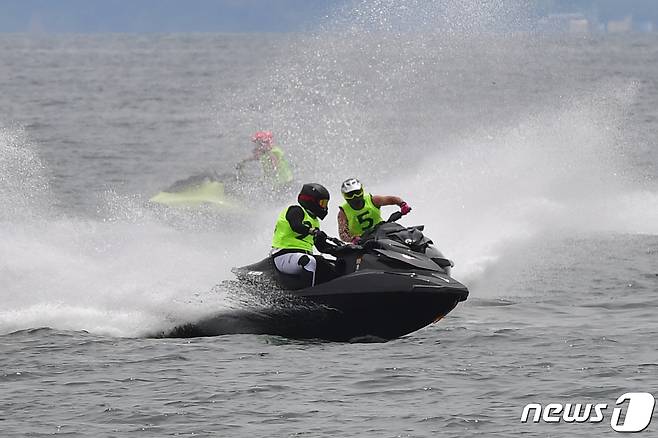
[[237, 131, 294, 194], [337, 178, 412, 242]]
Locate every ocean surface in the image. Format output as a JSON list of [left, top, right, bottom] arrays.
[[1, 4, 658, 437]]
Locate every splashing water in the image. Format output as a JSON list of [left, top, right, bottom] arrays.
[[216, 0, 658, 280], [396, 80, 658, 283], [0, 126, 51, 221], [0, 128, 277, 336], [2, 1, 658, 336]]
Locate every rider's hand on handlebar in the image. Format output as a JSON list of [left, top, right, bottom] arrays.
[[400, 202, 412, 215], [310, 228, 327, 242], [350, 236, 361, 245]]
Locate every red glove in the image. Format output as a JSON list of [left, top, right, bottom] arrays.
[[400, 202, 412, 215], [351, 236, 361, 244]]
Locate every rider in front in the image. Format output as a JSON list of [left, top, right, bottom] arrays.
[[271, 183, 339, 287], [337, 178, 412, 243]]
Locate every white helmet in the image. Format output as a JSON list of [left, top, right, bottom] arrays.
[[341, 178, 363, 196]]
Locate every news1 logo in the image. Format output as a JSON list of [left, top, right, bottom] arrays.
[[521, 392, 656, 433]]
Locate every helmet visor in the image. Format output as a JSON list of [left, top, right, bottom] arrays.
[[318, 198, 329, 208], [343, 189, 364, 200]]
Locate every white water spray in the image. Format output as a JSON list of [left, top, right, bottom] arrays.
[[2, 1, 657, 336]]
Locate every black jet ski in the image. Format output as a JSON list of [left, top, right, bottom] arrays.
[[167, 212, 468, 342]]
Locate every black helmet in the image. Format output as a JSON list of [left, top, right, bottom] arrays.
[[298, 183, 330, 219]]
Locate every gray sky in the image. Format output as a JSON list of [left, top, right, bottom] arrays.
[[1, 1, 657, 33], [0, 0, 337, 33]]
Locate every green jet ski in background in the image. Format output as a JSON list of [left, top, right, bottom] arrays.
[[150, 131, 295, 211], [149, 171, 243, 210]]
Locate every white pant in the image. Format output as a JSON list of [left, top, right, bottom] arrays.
[[272, 252, 317, 285]]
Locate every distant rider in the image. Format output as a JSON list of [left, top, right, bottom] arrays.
[[236, 131, 294, 193], [271, 183, 339, 287], [337, 178, 412, 242]]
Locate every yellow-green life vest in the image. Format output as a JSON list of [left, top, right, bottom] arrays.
[[271, 206, 320, 252], [260, 146, 293, 186], [341, 193, 383, 237]]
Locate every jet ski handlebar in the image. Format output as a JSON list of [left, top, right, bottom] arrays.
[[327, 236, 345, 246], [387, 211, 403, 223], [316, 213, 402, 254], [319, 233, 368, 254]]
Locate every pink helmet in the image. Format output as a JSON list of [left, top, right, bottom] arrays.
[[251, 131, 273, 146]]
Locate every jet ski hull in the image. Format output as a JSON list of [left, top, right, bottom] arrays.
[[149, 179, 241, 209], [167, 270, 468, 342]]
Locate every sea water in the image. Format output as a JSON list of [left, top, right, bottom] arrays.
[[1, 1, 657, 436]]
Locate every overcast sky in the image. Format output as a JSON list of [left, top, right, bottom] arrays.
[[0, 0, 337, 33], [1, 1, 657, 33]]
